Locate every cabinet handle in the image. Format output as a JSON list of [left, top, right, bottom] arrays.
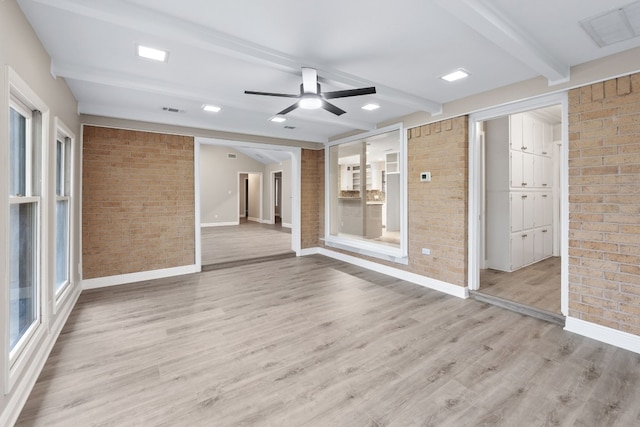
[[542, 229, 548, 233], [522, 234, 528, 238], [542, 183, 548, 186], [522, 195, 528, 199], [521, 146, 528, 150], [542, 194, 548, 198], [522, 182, 527, 186], [542, 151, 548, 155]]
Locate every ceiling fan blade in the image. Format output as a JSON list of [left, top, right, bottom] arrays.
[[278, 103, 299, 115], [301, 67, 318, 94], [244, 90, 299, 98], [322, 87, 377, 99], [322, 101, 346, 116]]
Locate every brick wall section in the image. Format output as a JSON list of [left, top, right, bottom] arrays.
[[568, 73, 640, 335], [82, 126, 195, 279], [299, 118, 469, 287], [301, 148, 324, 248], [407, 117, 468, 286]]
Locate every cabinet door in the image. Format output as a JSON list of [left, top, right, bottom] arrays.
[[510, 234, 523, 271], [511, 193, 523, 232], [522, 152, 534, 187], [533, 119, 544, 155], [510, 113, 523, 150], [521, 114, 534, 152], [522, 232, 535, 266], [522, 193, 534, 230], [534, 228, 545, 261], [542, 124, 554, 156], [542, 193, 553, 226], [541, 156, 553, 188], [533, 155, 544, 188], [542, 227, 553, 257], [510, 151, 523, 188]]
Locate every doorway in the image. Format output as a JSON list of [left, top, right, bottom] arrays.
[[469, 94, 568, 321], [273, 171, 282, 225]]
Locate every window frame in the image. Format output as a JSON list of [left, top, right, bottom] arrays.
[[324, 123, 408, 262], [53, 119, 74, 308], [5, 67, 49, 392]]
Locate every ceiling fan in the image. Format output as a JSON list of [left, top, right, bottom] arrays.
[[244, 67, 376, 116]]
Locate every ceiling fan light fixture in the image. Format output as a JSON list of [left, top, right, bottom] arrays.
[[270, 116, 286, 123], [299, 95, 322, 110], [441, 69, 469, 82], [136, 44, 169, 62]]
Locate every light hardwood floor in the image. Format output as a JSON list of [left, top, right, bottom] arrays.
[[479, 256, 561, 314], [16, 255, 640, 426], [201, 219, 292, 265]]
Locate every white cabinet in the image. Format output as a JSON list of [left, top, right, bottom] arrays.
[[486, 112, 556, 272]]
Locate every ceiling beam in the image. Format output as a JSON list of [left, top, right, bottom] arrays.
[[435, 0, 570, 85], [53, 61, 377, 132], [35, 0, 442, 114]]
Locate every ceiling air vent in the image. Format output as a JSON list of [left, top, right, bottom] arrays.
[[284, 126, 296, 130], [580, 1, 640, 47], [227, 153, 237, 159], [162, 106, 184, 113]]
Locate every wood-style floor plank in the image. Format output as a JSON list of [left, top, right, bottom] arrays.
[[479, 256, 561, 314], [201, 220, 292, 265], [16, 255, 640, 426]]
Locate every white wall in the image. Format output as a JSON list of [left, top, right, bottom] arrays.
[[248, 173, 261, 221], [200, 145, 264, 224], [264, 157, 292, 226], [0, 1, 82, 425]]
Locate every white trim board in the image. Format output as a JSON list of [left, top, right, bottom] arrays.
[[81, 265, 199, 290], [565, 317, 640, 355], [201, 221, 239, 227], [0, 286, 81, 427], [314, 248, 469, 299], [282, 222, 292, 229]]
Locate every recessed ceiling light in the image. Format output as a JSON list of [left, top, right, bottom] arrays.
[[202, 104, 221, 113], [441, 69, 469, 82], [136, 45, 169, 62], [270, 116, 286, 123], [362, 103, 380, 111]]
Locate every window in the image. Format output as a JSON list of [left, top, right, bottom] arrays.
[[8, 96, 41, 361], [325, 124, 407, 261], [55, 131, 72, 296]]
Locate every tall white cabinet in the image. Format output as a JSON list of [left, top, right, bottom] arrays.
[[486, 113, 556, 272]]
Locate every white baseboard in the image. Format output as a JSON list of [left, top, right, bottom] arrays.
[[299, 247, 319, 256], [282, 222, 292, 229], [201, 221, 239, 227], [81, 264, 200, 290], [565, 316, 640, 355], [0, 285, 81, 427], [312, 248, 468, 299]]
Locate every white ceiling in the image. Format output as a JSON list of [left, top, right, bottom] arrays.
[[17, 0, 640, 144]]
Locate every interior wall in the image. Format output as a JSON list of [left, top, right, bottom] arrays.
[[301, 149, 324, 248], [239, 173, 247, 217], [0, 0, 82, 424], [82, 126, 195, 279], [568, 73, 640, 336], [247, 173, 261, 221], [199, 145, 263, 224], [264, 157, 292, 226]]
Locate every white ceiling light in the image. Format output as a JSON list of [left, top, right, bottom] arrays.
[[362, 103, 380, 111], [441, 69, 470, 82], [136, 45, 169, 62], [270, 116, 286, 123], [299, 95, 322, 110], [202, 104, 221, 112]]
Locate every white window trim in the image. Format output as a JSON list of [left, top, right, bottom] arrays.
[[324, 123, 408, 262], [53, 118, 75, 310], [5, 66, 50, 393]]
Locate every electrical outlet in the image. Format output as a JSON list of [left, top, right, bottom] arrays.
[[421, 248, 431, 255]]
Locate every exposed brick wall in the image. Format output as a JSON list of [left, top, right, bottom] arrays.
[[300, 119, 469, 287], [82, 126, 195, 279], [301, 148, 324, 248], [568, 73, 640, 335], [407, 117, 468, 286]]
